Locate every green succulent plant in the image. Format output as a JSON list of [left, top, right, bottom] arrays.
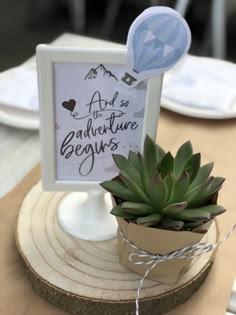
[[100, 135, 226, 231]]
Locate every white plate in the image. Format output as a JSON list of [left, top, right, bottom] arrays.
[[161, 96, 236, 119], [0, 104, 39, 129], [0, 63, 39, 129], [161, 55, 236, 119]]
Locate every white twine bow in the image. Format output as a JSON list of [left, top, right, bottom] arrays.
[[120, 224, 236, 315]]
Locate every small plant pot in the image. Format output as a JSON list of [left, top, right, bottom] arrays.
[[116, 216, 213, 285], [101, 138, 225, 285]]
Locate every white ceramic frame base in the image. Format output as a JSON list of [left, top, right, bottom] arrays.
[[57, 191, 118, 241]]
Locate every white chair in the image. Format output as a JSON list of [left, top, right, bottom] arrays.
[[67, 0, 86, 33], [174, 0, 227, 59]]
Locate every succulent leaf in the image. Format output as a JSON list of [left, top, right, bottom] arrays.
[[158, 152, 174, 178], [174, 141, 193, 178], [182, 153, 201, 183], [128, 150, 142, 173], [185, 176, 214, 205], [100, 180, 137, 202], [161, 217, 184, 230], [187, 177, 225, 207], [147, 174, 168, 209], [173, 209, 211, 221], [206, 177, 225, 195], [120, 172, 151, 204], [112, 154, 129, 171], [193, 204, 226, 217], [156, 144, 165, 162], [110, 205, 138, 220], [169, 171, 190, 203], [143, 135, 158, 176], [162, 202, 188, 215], [136, 213, 162, 226], [140, 136, 158, 193], [164, 174, 174, 200], [121, 202, 155, 215], [189, 162, 214, 189], [113, 154, 142, 187]]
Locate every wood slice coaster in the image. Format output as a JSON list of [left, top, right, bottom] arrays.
[[16, 181, 218, 315]]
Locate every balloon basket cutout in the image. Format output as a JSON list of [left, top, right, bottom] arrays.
[[57, 189, 118, 241], [121, 6, 191, 88]]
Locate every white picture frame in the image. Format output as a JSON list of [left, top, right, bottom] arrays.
[[36, 45, 163, 191]]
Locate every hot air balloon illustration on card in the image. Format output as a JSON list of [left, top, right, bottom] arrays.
[[121, 7, 191, 88]]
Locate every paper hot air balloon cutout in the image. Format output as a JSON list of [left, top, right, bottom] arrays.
[[121, 7, 191, 88]]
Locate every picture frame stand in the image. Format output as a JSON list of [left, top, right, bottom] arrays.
[[36, 45, 163, 242], [57, 188, 118, 241]]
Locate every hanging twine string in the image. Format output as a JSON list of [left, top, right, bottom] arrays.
[[120, 224, 236, 315]]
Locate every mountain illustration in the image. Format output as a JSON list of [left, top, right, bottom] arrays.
[[85, 64, 118, 81]]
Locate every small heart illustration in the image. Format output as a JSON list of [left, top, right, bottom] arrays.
[[62, 99, 76, 112]]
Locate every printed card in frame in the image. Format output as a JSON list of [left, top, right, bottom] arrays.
[[36, 45, 163, 191]]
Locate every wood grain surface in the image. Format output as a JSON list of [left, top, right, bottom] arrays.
[[16, 180, 218, 315]]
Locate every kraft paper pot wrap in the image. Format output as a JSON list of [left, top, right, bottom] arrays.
[[116, 217, 213, 285]]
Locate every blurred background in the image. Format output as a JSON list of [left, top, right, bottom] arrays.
[[0, 0, 236, 71]]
